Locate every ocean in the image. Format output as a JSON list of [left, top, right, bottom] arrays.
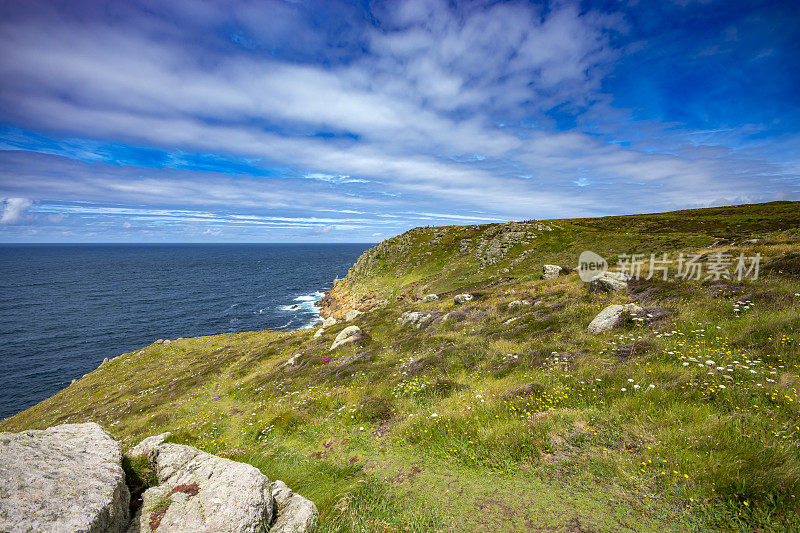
[[0, 244, 371, 420]]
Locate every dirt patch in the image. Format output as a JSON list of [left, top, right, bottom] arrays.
[[149, 482, 201, 530], [615, 340, 655, 361], [390, 466, 422, 485]]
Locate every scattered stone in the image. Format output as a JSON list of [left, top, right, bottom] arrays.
[[314, 328, 325, 338], [322, 316, 337, 328], [587, 303, 643, 334], [542, 264, 564, 279], [421, 294, 439, 302], [344, 309, 362, 321], [507, 299, 531, 309], [162, 339, 172, 346], [0, 423, 130, 533], [154, 339, 164, 344], [398, 311, 434, 329], [440, 311, 466, 323], [330, 326, 363, 350], [588, 271, 630, 293], [454, 294, 473, 304]]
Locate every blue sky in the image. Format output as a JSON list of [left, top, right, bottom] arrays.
[[0, 0, 798, 242]]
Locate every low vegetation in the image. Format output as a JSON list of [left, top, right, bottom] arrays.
[[3, 201, 800, 531]]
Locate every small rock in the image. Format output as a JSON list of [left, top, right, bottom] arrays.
[[440, 311, 466, 323], [330, 326, 363, 350], [322, 316, 337, 328], [507, 300, 531, 309], [542, 264, 564, 279], [344, 309, 362, 321], [154, 339, 164, 344], [163, 339, 172, 345], [421, 294, 439, 302], [587, 303, 643, 334], [398, 311, 434, 329], [454, 293, 473, 304], [588, 271, 630, 293], [314, 327, 325, 338]]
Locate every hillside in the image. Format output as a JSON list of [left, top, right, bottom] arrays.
[[3, 201, 800, 532]]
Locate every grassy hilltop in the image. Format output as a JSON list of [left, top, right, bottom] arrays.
[[3, 201, 800, 531]]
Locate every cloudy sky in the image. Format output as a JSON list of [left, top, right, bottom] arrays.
[[0, 0, 798, 242]]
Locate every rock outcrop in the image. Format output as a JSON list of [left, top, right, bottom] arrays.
[[330, 325, 364, 350], [542, 264, 564, 279], [587, 303, 643, 334], [398, 311, 434, 328], [128, 436, 317, 533], [0, 423, 130, 533], [588, 271, 630, 293], [269, 481, 319, 533]]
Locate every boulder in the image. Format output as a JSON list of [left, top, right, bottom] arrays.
[[322, 316, 337, 328], [421, 294, 439, 302], [542, 265, 564, 279], [587, 303, 643, 334], [440, 311, 466, 323], [128, 438, 317, 533], [128, 443, 273, 533], [344, 309, 362, 321], [269, 481, 319, 533], [129, 432, 172, 457], [398, 311, 434, 329], [0, 422, 130, 533], [330, 326, 363, 350], [313, 327, 325, 338], [588, 271, 630, 293], [507, 299, 531, 309], [453, 294, 473, 304]]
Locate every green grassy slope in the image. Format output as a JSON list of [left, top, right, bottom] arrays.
[[3, 201, 800, 532]]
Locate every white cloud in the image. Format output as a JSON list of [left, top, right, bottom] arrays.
[[0, 197, 32, 224]]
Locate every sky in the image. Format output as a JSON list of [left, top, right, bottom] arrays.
[[0, 0, 798, 243]]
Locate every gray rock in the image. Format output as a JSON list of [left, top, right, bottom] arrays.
[[330, 326, 363, 350], [398, 311, 433, 328], [269, 481, 319, 533], [313, 327, 325, 338], [587, 303, 643, 334], [322, 316, 337, 328], [454, 293, 473, 304], [440, 311, 466, 323], [0, 423, 130, 533], [129, 432, 172, 457], [542, 264, 564, 279], [507, 300, 531, 309], [129, 443, 273, 533], [588, 271, 630, 293], [344, 309, 362, 321], [421, 294, 439, 302]]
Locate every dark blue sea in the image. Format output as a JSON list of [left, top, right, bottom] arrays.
[[0, 244, 371, 420]]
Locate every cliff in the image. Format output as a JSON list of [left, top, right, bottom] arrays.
[[2, 201, 800, 531]]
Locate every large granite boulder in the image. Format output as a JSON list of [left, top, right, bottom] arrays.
[[330, 325, 363, 350], [588, 271, 630, 293], [0, 422, 130, 533], [587, 303, 643, 334], [128, 436, 317, 533], [128, 442, 273, 532]]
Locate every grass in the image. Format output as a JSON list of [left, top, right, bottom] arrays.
[[3, 201, 800, 531]]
